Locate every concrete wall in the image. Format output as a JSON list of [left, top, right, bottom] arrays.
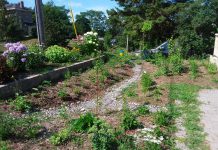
[[0, 58, 100, 99], [210, 34, 218, 67]]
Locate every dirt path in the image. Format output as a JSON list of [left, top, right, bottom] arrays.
[[199, 89, 218, 150]]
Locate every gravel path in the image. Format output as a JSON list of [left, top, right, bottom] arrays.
[[40, 65, 143, 118], [199, 89, 218, 150]]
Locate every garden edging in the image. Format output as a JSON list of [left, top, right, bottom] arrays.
[[0, 57, 102, 99]]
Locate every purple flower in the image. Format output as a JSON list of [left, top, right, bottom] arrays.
[[21, 58, 27, 63]]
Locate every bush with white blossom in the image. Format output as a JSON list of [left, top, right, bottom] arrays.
[[82, 31, 99, 55]]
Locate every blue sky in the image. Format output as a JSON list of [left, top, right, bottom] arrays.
[[8, 0, 119, 16]]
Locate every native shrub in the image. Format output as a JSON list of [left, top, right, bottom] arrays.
[[82, 31, 99, 55], [45, 45, 74, 63]]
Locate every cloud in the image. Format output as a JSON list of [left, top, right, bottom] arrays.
[[70, 2, 82, 8]]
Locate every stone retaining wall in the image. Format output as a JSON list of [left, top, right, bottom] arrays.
[[0, 57, 100, 99]]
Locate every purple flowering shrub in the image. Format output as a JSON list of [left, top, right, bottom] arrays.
[[2, 42, 28, 71]]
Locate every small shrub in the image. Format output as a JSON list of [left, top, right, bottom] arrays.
[[136, 106, 150, 116], [170, 54, 183, 75], [50, 128, 71, 145], [82, 31, 99, 55], [189, 59, 199, 79], [121, 100, 140, 130], [70, 113, 96, 133], [0, 56, 12, 83], [10, 94, 32, 112], [89, 119, 118, 150], [26, 45, 45, 69], [45, 45, 74, 63], [207, 62, 217, 74], [141, 73, 153, 93]]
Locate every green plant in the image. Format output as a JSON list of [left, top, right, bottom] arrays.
[[45, 45, 73, 63], [117, 134, 136, 150], [144, 141, 162, 150], [136, 105, 150, 116], [59, 106, 69, 119], [70, 113, 96, 133], [189, 59, 199, 79], [64, 71, 71, 79], [50, 128, 71, 145], [58, 89, 68, 100], [10, 94, 32, 112], [141, 73, 153, 93], [89, 119, 118, 150], [121, 100, 140, 130], [26, 45, 45, 69], [154, 110, 172, 127], [122, 83, 138, 98], [170, 53, 183, 75], [0, 141, 9, 150], [206, 62, 217, 74], [73, 87, 81, 96]]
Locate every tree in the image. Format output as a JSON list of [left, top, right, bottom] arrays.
[[43, 1, 73, 46], [176, 0, 218, 57], [75, 16, 91, 35], [0, 0, 7, 41], [76, 10, 107, 37]]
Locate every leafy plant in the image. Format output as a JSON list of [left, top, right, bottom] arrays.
[[154, 110, 172, 127], [122, 83, 138, 98], [121, 100, 140, 130], [45, 45, 74, 63], [70, 113, 96, 133], [58, 89, 68, 100], [141, 73, 153, 93], [136, 105, 150, 116], [206, 62, 217, 75], [26, 45, 45, 69], [0, 141, 9, 150], [10, 94, 32, 112], [50, 128, 71, 145], [89, 119, 118, 150], [189, 59, 199, 79], [170, 53, 183, 75], [144, 141, 162, 150]]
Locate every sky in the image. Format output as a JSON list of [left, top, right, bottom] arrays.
[[8, 0, 119, 16]]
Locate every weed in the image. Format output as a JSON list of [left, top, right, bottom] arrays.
[[58, 89, 68, 100], [50, 128, 71, 146], [144, 141, 162, 150], [0, 141, 9, 150], [121, 99, 141, 130], [73, 87, 81, 96], [189, 59, 199, 79], [212, 76, 218, 83], [64, 71, 71, 79], [70, 113, 96, 133], [141, 73, 153, 93], [135, 105, 150, 116], [122, 83, 138, 98], [170, 53, 184, 75], [206, 62, 217, 74], [154, 110, 172, 127], [59, 106, 69, 119], [41, 80, 51, 87], [10, 94, 32, 112]]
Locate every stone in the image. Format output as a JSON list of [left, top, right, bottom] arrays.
[[210, 34, 218, 66]]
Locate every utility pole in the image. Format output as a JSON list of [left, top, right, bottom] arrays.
[[126, 35, 129, 52], [35, 0, 45, 47]]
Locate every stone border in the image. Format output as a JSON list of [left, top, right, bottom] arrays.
[[0, 57, 102, 99]]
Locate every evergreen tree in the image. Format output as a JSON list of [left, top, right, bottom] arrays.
[[0, 0, 7, 41]]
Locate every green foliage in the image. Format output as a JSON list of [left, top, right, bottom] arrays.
[[43, 1, 72, 46], [93, 58, 110, 83], [154, 110, 172, 127], [136, 106, 150, 116], [206, 62, 217, 75], [122, 83, 138, 98], [142, 20, 153, 32], [10, 94, 32, 112], [0, 141, 9, 150], [70, 113, 96, 133], [58, 89, 68, 100], [0, 56, 12, 83], [50, 128, 71, 146], [141, 73, 153, 93], [0, 112, 42, 140], [121, 100, 140, 130], [89, 119, 118, 150], [169, 53, 183, 75], [26, 45, 45, 69], [144, 141, 162, 150], [45, 45, 74, 63], [189, 59, 199, 79]]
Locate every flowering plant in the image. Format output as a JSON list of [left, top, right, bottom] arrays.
[[82, 31, 99, 55], [2, 42, 28, 71]]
